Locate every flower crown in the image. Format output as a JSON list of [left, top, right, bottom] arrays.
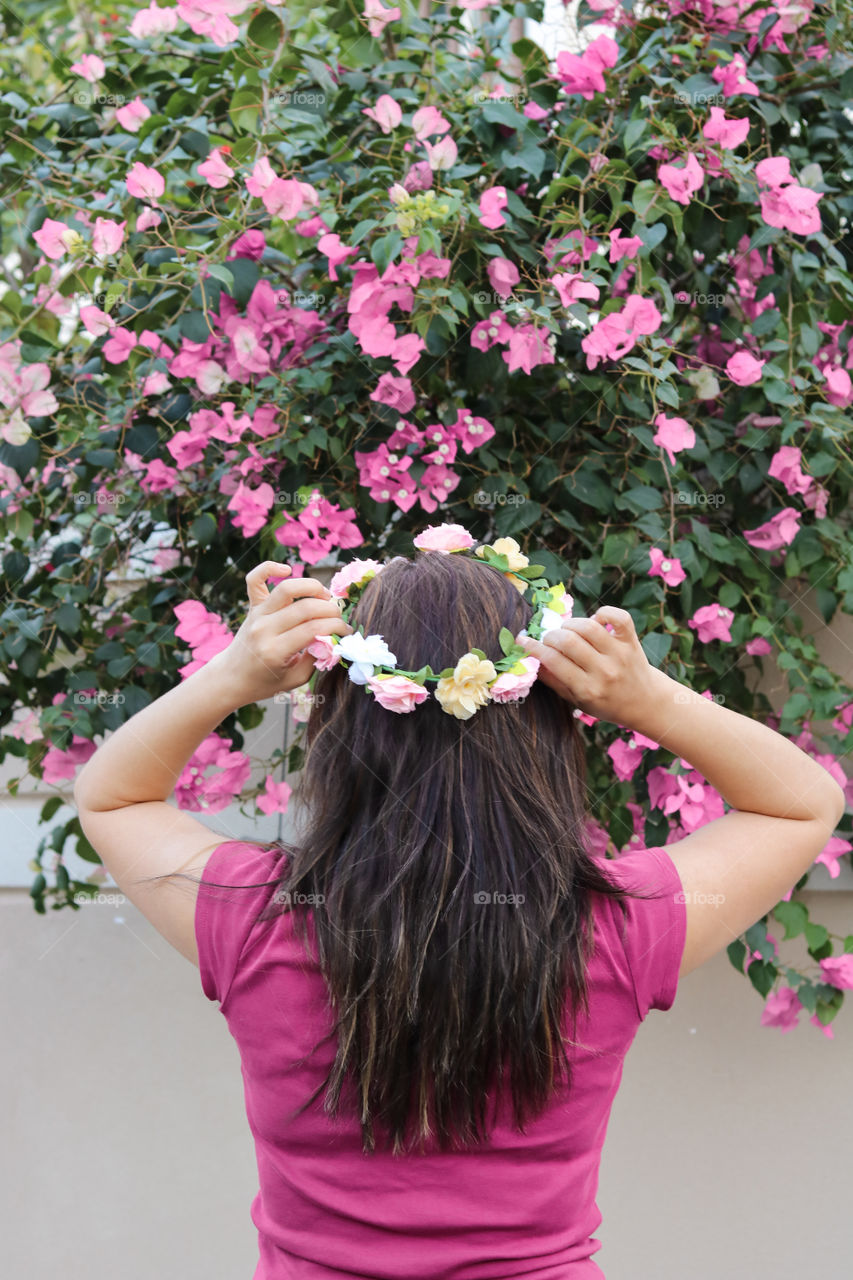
[[305, 522, 574, 719]]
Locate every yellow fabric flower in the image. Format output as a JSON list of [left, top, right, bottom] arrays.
[[474, 536, 529, 572], [505, 572, 528, 593], [434, 652, 497, 720]]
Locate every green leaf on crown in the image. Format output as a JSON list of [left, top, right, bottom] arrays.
[[498, 626, 516, 656]]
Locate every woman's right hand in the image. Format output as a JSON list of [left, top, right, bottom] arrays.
[[518, 605, 663, 729]]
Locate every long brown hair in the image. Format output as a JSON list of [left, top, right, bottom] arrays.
[[212, 550, 659, 1155]]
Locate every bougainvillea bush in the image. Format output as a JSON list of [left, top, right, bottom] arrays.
[[1, 0, 852, 1032]]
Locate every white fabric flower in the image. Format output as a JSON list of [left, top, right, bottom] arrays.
[[336, 631, 397, 684], [539, 606, 568, 635]]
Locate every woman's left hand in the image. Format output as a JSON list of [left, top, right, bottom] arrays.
[[211, 561, 353, 706]]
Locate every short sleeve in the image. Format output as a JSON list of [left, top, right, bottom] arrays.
[[194, 840, 284, 1006], [605, 846, 687, 1019]]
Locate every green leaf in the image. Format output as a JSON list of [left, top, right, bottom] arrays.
[[641, 631, 672, 668], [498, 626, 515, 656], [206, 264, 234, 290], [189, 512, 217, 546], [773, 900, 808, 939], [247, 9, 283, 49], [727, 939, 747, 973], [747, 959, 776, 999]]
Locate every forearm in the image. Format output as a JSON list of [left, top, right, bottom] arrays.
[[625, 668, 846, 823], [73, 652, 246, 811]]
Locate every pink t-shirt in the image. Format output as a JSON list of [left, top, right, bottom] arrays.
[[195, 840, 687, 1280]]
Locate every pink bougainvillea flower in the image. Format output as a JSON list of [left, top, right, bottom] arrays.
[[41, 735, 98, 786], [136, 205, 162, 231], [648, 548, 686, 588], [555, 34, 619, 99], [274, 490, 364, 565], [423, 136, 457, 170], [608, 228, 643, 261], [712, 54, 760, 97], [742, 508, 802, 551], [256, 775, 292, 816], [245, 156, 277, 196], [759, 183, 822, 236], [767, 445, 813, 496], [198, 147, 234, 188], [92, 218, 126, 256], [478, 185, 508, 229], [262, 178, 305, 219], [128, 0, 179, 37], [173, 600, 234, 672], [70, 54, 105, 82], [551, 271, 600, 307], [607, 735, 649, 782], [225, 479, 275, 538], [819, 955, 853, 990], [32, 218, 79, 259], [815, 834, 853, 879], [411, 105, 451, 140], [115, 97, 151, 132], [369, 372, 416, 413], [487, 257, 519, 299], [581, 295, 662, 370], [174, 733, 251, 810], [363, 0, 400, 38], [658, 153, 705, 206], [652, 413, 694, 465], [362, 93, 402, 134], [760, 987, 801, 1032], [102, 327, 138, 364], [745, 636, 773, 656], [317, 232, 358, 281], [126, 161, 165, 201], [726, 350, 766, 385], [688, 603, 734, 643], [702, 106, 750, 149], [823, 364, 852, 408], [503, 324, 556, 375], [80, 305, 115, 338], [755, 156, 792, 189], [176, 0, 251, 48]]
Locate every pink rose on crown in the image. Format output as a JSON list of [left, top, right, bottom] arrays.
[[413, 523, 475, 553], [366, 673, 430, 713], [328, 558, 385, 599], [305, 634, 341, 670], [489, 655, 540, 703]]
